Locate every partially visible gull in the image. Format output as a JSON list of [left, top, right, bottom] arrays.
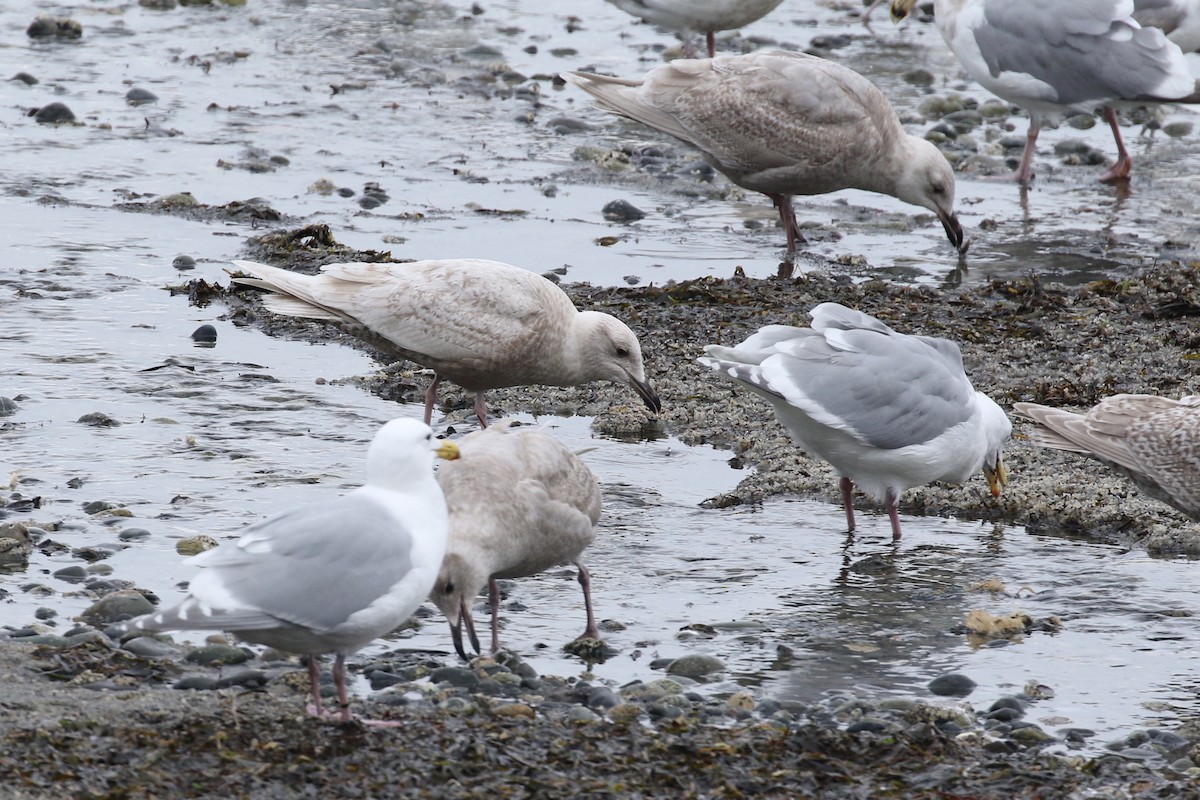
[[564, 50, 967, 257], [430, 422, 603, 658], [699, 303, 1011, 539], [1014, 395, 1200, 519], [116, 419, 460, 724], [229, 259, 661, 427], [1134, 0, 1200, 52], [604, 0, 787, 57], [890, 0, 1200, 185]]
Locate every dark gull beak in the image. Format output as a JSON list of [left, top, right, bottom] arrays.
[[631, 377, 662, 413], [939, 209, 968, 255], [449, 595, 482, 661]]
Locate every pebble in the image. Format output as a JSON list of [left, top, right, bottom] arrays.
[[439, 696, 477, 715], [565, 706, 602, 723], [607, 703, 644, 724], [118, 528, 152, 542], [122, 636, 178, 658], [430, 666, 480, 688], [0, 397, 18, 416], [586, 686, 620, 710], [78, 589, 155, 626], [184, 643, 250, 666], [53, 565, 88, 583], [77, 413, 120, 428], [927, 673, 976, 697], [10, 72, 38, 85], [27, 17, 83, 39], [215, 669, 269, 689], [125, 88, 158, 106], [173, 675, 219, 691], [665, 654, 724, 679], [175, 535, 218, 556], [190, 324, 217, 343], [32, 102, 76, 125], [172, 255, 197, 271], [601, 199, 646, 223], [491, 702, 535, 719]]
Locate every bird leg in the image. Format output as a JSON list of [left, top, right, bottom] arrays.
[[768, 194, 807, 255], [705, 31, 716, 58], [885, 488, 903, 540], [474, 392, 490, 428], [304, 655, 327, 719], [1099, 107, 1133, 183], [423, 375, 442, 425], [575, 562, 602, 642], [488, 578, 502, 654], [1014, 119, 1041, 187], [332, 653, 354, 724], [839, 476, 857, 533]]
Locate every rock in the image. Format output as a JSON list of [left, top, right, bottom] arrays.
[[928, 673, 977, 697], [190, 324, 217, 343], [586, 686, 620, 710], [601, 199, 646, 223], [175, 535, 218, 556], [125, 88, 158, 106], [429, 667, 479, 688], [565, 706, 601, 723], [0, 522, 34, 566], [53, 565, 88, 583], [118, 528, 152, 542], [0, 397, 18, 416], [185, 643, 250, 666], [122, 636, 178, 658], [491, 702, 535, 719], [665, 654, 724, 680], [27, 17, 83, 39], [172, 255, 197, 271], [439, 696, 477, 715], [77, 589, 155, 627], [10, 72, 38, 85], [77, 413, 120, 428], [173, 675, 219, 691], [33, 102, 76, 125], [216, 669, 269, 689], [607, 703, 644, 724]]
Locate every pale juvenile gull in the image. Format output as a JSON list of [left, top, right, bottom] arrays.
[[890, 0, 1200, 186], [229, 259, 661, 427], [1134, 0, 1200, 51], [563, 50, 967, 257], [116, 419, 460, 724], [430, 421, 603, 659], [604, 0, 786, 57], [1014, 395, 1200, 519], [699, 302, 1011, 539]]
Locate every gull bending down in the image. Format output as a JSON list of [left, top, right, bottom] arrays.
[[700, 303, 1011, 539], [229, 259, 661, 427]]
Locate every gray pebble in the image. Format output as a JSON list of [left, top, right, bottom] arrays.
[[77, 413, 120, 428], [191, 324, 217, 343], [53, 565, 88, 583], [430, 666, 479, 688], [602, 199, 646, 223], [586, 686, 620, 710], [665, 654, 724, 679], [78, 589, 155, 626], [122, 636, 178, 658], [0, 397, 17, 416], [33, 102, 76, 125], [216, 669, 269, 689], [185, 643, 250, 666], [125, 87, 158, 106], [927, 673, 976, 697], [174, 675, 219, 691], [172, 255, 196, 270], [118, 528, 152, 542], [10, 72, 38, 85]]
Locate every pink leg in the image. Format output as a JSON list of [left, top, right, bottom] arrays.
[[706, 31, 716, 58], [885, 488, 902, 540], [767, 194, 807, 255], [332, 653, 353, 724], [474, 392, 489, 428], [305, 656, 325, 718], [488, 578, 502, 654], [576, 563, 601, 641], [1014, 119, 1041, 187], [839, 476, 856, 533], [1099, 107, 1132, 183], [423, 375, 442, 425]]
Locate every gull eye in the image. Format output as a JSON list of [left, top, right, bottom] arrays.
[[616, 347, 630, 358], [443, 582, 455, 595]]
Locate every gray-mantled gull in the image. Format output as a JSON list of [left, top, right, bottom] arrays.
[[1014, 395, 1200, 518], [604, 0, 786, 57], [890, 0, 1200, 185], [699, 302, 1011, 539], [563, 50, 967, 257], [1134, 0, 1200, 51], [229, 259, 661, 427], [115, 419, 460, 724], [430, 421, 603, 659]]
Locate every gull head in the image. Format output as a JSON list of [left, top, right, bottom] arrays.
[[366, 418, 460, 491], [979, 397, 1013, 497], [889, 0, 918, 22], [577, 312, 662, 414], [430, 551, 487, 660], [896, 138, 968, 255]]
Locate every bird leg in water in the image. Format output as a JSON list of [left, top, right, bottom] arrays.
[[839, 476, 857, 533], [1014, 118, 1041, 187], [885, 488, 903, 540], [768, 194, 807, 255], [1099, 107, 1133, 183], [474, 392, 490, 428], [488, 578, 502, 653], [705, 31, 716, 58], [423, 375, 442, 425], [576, 562, 602, 642]]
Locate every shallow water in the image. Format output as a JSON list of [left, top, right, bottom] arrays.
[[3, 0, 1200, 756]]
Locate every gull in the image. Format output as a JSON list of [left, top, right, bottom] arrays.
[[699, 302, 1011, 539], [430, 422, 603, 659], [1133, 0, 1200, 52], [1014, 395, 1200, 518], [604, 0, 787, 57], [564, 50, 967, 257], [115, 419, 460, 724], [229, 259, 661, 427], [890, 0, 1200, 186]]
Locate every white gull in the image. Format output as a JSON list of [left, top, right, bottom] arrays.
[[699, 302, 1010, 539], [229, 259, 661, 427], [890, 0, 1200, 185], [604, 0, 787, 57], [116, 419, 459, 724]]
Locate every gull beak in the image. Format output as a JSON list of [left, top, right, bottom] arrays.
[[983, 454, 1008, 498], [449, 595, 481, 661], [435, 440, 461, 461], [939, 209, 969, 255], [890, 0, 918, 23], [631, 376, 662, 414], [449, 617, 470, 661]]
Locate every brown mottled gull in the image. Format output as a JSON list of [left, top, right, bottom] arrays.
[[229, 259, 661, 427], [563, 50, 967, 257], [604, 0, 786, 57], [116, 419, 460, 724], [430, 422, 603, 659], [700, 303, 1011, 539], [890, 0, 1200, 185], [1014, 395, 1200, 519]]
